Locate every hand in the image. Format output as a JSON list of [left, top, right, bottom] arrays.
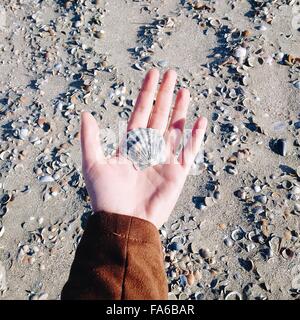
[[80, 69, 207, 228]]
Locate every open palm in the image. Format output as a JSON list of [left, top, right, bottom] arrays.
[[81, 69, 207, 228]]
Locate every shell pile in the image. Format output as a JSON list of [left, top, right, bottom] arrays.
[[121, 128, 166, 170]]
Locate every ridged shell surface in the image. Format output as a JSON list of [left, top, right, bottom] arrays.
[[121, 128, 166, 170]]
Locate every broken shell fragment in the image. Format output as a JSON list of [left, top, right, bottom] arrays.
[[269, 236, 281, 255], [271, 138, 288, 156], [199, 248, 211, 259], [39, 175, 55, 183], [186, 272, 195, 286], [0, 261, 7, 294], [0, 221, 4, 238], [225, 291, 242, 300], [231, 227, 245, 241], [204, 197, 215, 207], [234, 46, 247, 64], [281, 248, 294, 260], [293, 81, 300, 89]]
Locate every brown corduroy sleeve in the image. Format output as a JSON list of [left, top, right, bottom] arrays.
[[61, 211, 168, 300]]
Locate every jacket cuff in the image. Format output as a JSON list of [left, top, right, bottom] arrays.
[[91, 211, 161, 246]]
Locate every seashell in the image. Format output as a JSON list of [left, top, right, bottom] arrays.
[[0, 194, 11, 205], [246, 243, 255, 252], [231, 227, 245, 241], [189, 241, 199, 254], [170, 283, 182, 295], [39, 175, 55, 183], [271, 138, 288, 156], [194, 270, 202, 281], [18, 128, 30, 140], [0, 206, 8, 218], [157, 60, 168, 68], [236, 189, 246, 200], [120, 128, 166, 170], [257, 25, 267, 31], [224, 237, 234, 247], [295, 167, 300, 178], [226, 165, 238, 175], [170, 221, 181, 231], [194, 291, 204, 300], [276, 52, 285, 62], [253, 185, 261, 193], [233, 46, 247, 63], [38, 293, 49, 300], [281, 248, 294, 259], [291, 186, 300, 195], [247, 230, 256, 242], [225, 291, 242, 300], [204, 197, 215, 207], [281, 180, 293, 190], [0, 261, 7, 294], [294, 203, 300, 214], [240, 135, 248, 143], [292, 274, 300, 290], [133, 63, 145, 71], [168, 242, 181, 251], [186, 272, 195, 286], [293, 81, 300, 89], [0, 221, 4, 238], [256, 195, 267, 204], [178, 292, 189, 300], [199, 248, 211, 259], [179, 274, 187, 287], [239, 258, 254, 272], [246, 57, 255, 67], [168, 292, 177, 300]]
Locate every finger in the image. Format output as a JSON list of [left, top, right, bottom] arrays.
[[148, 69, 177, 132], [168, 88, 190, 132], [127, 68, 160, 131], [180, 116, 207, 169], [164, 89, 190, 163], [164, 127, 182, 164], [80, 111, 105, 167]]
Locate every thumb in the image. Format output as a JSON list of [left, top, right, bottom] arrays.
[[80, 111, 104, 168]]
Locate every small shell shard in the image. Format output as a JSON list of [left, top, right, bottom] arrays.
[[121, 128, 166, 170]]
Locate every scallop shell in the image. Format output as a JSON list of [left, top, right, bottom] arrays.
[[121, 128, 166, 170]]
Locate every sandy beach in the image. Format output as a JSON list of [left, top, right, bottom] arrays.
[[0, 0, 300, 300]]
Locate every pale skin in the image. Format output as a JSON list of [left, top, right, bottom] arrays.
[[81, 69, 207, 228]]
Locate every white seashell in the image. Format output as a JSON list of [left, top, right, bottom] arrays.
[[291, 186, 300, 195], [225, 291, 242, 300], [257, 25, 267, 31], [121, 128, 166, 170], [39, 175, 55, 183], [0, 261, 7, 294], [204, 197, 215, 207], [294, 203, 300, 214], [292, 274, 300, 290], [0, 221, 4, 238], [231, 227, 245, 241], [19, 128, 29, 140], [234, 46, 247, 63], [168, 292, 177, 300]]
